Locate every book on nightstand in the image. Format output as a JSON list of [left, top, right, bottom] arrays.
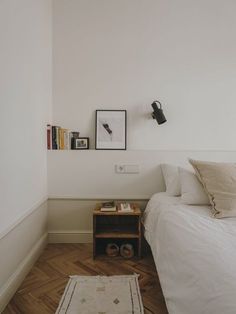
[[100, 201, 116, 212]]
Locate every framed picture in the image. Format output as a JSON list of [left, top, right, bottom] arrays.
[[74, 137, 89, 150], [95, 110, 127, 150]]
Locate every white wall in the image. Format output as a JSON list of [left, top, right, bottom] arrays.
[[48, 150, 236, 199], [53, 0, 236, 150], [0, 0, 52, 308], [0, 0, 52, 235], [50, 0, 236, 242]]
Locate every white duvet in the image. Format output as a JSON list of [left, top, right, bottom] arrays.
[[143, 192, 236, 314]]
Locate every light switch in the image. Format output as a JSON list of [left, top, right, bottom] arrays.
[[115, 164, 139, 174]]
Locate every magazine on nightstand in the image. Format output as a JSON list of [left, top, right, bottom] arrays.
[[100, 201, 116, 212]]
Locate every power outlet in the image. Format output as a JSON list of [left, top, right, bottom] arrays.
[[115, 165, 126, 173], [115, 165, 139, 174]]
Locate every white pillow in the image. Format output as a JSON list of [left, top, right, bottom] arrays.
[[179, 167, 210, 205], [161, 164, 181, 196]]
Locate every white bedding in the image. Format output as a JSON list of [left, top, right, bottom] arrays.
[[143, 192, 236, 314]]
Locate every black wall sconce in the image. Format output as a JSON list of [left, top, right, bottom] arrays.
[[151, 100, 167, 125]]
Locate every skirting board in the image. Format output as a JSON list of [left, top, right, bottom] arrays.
[[0, 232, 48, 312], [48, 230, 93, 243]]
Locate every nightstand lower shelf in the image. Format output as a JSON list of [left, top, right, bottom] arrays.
[[94, 238, 140, 258]]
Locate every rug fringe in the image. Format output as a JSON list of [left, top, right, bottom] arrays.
[[69, 273, 140, 279]]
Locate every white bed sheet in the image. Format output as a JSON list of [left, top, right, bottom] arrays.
[[143, 192, 236, 314]]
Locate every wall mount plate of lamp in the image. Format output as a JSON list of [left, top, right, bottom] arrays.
[[151, 100, 167, 125]]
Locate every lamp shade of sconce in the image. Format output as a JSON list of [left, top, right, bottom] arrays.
[[151, 100, 167, 125]]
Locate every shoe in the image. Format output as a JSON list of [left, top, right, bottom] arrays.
[[106, 243, 119, 257], [120, 243, 134, 259]]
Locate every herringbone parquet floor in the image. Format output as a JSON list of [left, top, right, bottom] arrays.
[[3, 243, 168, 314]]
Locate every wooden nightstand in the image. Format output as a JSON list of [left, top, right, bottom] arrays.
[[93, 204, 142, 259]]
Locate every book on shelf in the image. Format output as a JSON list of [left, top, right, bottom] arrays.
[[100, 201, 117, 212], [59, 128, 68, 150], [47, 124, 81, 150], [64, 130, 70, 150], [47, 124, 51, 149], [59, 128, 64, 149], [51, 126, 57, 149], [56, 126, 60, 149]]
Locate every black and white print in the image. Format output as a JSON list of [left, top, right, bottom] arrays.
[[95, 110, 127, 150]]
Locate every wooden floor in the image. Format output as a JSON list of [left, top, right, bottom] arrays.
[[3, 244, 168, 314]]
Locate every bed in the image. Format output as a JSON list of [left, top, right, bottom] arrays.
[[143, 192, 236, 314]]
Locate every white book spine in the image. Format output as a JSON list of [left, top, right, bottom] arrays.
[[64, 130, 69, 150]]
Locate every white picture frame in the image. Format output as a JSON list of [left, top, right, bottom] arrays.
[[95, 110, 127, 150]]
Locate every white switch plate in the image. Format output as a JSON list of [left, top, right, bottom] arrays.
[[115, 164, 139, 174]]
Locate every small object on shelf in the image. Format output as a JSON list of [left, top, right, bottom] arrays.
[[71, 132, 80, 149], [73, 137, 89, 150], [120, 243, 134, 259], [119, 202, 133, 212], [100, 201, 116, 212], [71, 131, 80, 138], [106, 243, 119, 257]]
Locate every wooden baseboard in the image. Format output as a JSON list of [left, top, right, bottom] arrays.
[[48, 230, 93, 243], [0, 233, 48, 312]]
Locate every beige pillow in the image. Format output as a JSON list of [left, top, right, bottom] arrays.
[[189, 159, 236, 218]]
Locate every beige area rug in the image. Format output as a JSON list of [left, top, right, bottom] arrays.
[[56, 274, 144, 314]]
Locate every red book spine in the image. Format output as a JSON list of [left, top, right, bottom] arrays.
[[47, 124, 51, 149]]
